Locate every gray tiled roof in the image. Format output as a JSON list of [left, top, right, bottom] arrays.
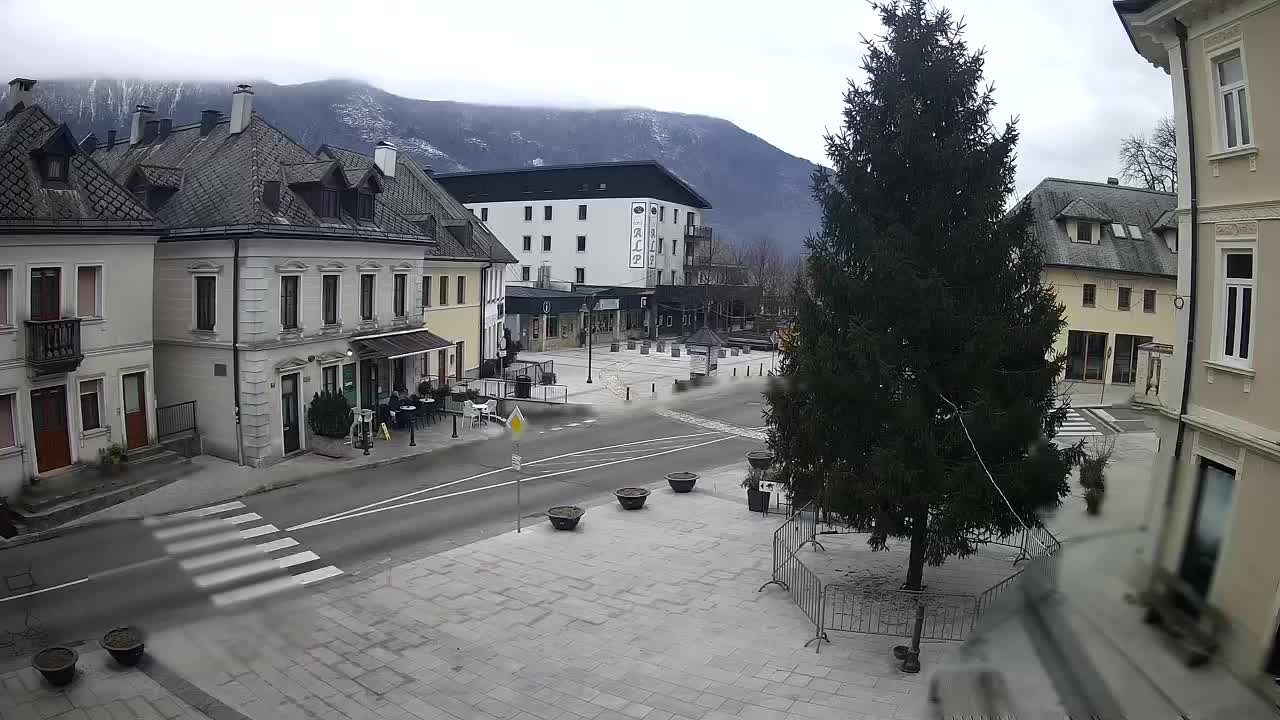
[[1054, 197, 1111, 222], [0, 106, 154, 230], [1026, 177, 1176, 278], [136, 164, 182, 189]]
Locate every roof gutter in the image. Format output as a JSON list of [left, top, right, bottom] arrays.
[[232, 236, 245, 466]]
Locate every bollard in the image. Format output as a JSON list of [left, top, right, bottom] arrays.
[[408, 415, 416, 447], [733, 367, 737, 377], [452, 413, 458, 439], [626, 386, 630, 401], [747, 365, 751, 377], [651, 383, 655, 393], [759, 363, 763, 376]]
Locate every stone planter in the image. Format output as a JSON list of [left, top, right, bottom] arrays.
[[627, 340, 636, 350], [671, 347, 681, 358], [614, 487, 650, 510], [666, 471, 698, 493], [610, 342, 620, 352], [746, 450, 775, 471], [547, 506, 584, 530], [747, 488, 771, 513], [657, 341, 667, 352], [101, 626, 145, 667], [731, 348, 740, 356], [718, 349, 727, 358], [309, 433, 353, 459], [32, 646, 78, 687], [97, 462, 126, 477], [640, 345, 650, 355], [743, 346, 752, 354]]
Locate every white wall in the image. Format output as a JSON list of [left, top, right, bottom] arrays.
[[469, 197, 704, 289]]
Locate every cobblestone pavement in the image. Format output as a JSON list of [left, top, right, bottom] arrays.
[[0, 647, 206, 720]]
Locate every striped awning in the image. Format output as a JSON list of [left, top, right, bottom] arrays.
[[351, 328, 453, 359]]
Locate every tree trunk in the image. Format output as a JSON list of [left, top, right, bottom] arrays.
[[903, 510, 928, 591]]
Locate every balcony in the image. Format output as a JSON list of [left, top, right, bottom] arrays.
[[684, 225, 713, 240], [25, 318, 83, 375]]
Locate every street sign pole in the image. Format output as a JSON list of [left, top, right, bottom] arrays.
[[515, 440, 521, 533], [507, 406, 527, 533]]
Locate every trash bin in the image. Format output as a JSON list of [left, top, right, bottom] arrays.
[[515, 375, 533, 399]]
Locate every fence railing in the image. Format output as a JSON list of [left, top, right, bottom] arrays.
[[457, 378, 569, 404], [503, 360, 555, 385], [823, 585, 980, 642], [156, 401, 197, 440], [758, 500, 827, 648]]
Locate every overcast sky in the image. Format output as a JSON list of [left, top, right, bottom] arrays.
[[1, 0, 1171, 196]]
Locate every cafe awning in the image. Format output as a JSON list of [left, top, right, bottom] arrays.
[[351, 328, 453, 359]]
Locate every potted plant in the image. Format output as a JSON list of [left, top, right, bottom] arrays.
[[32, 646, 78, 686], [743, 469, 771, 512], [450, 386, 467, 402], [542, 372, 558, 385], [101, 626, 145, 666], [1080, 443, 1112, 516], [307, 391, 353, 458], [547, 506, 584, 530], [417, 380, 433, 397], [666, 471, 698, 493], [614, 487, 650, 510], [97, 443, 128, 475]]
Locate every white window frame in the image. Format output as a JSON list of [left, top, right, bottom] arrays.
[[520, 266, 531, 282], [321, 364, 340, 395], [359, 273, 377, 322], [191, 273, 218, 333], [320, 272, 342, 327], [79, 377, 105, 433], [0, 265, 14, 329], [75, 263, 104, 320], [279, 273, 303, 331], [1210, 46, 1253, 152], [576, 236, 587, 253], [1215, 244, 1255, 369], [0, 391, 19, 451], [393, 272, 410, 318], [575, 267, 585, 284], [1127, 224, 1143, 240]]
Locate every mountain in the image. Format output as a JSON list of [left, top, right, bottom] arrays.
[[4, 78, 821, 255]]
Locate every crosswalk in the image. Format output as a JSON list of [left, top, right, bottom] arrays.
[[1057, 408, 1104, 438], [143, 501, 341, 607]]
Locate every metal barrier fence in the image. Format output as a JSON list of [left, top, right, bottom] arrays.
[[823, 585, 980, 642], [156, 401, 197, 439], [503, 360, 555, 385], [757, 501, 827, 648], [457, 378, 569, 404]]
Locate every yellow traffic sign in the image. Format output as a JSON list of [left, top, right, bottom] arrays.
[[507, 406, 527, 435]]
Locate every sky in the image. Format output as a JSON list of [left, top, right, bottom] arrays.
[[0, 0, 1172, 197]]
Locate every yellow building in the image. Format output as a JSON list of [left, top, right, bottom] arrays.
[[1119, 0, 1280, 691], [1027, 177, 1178, 386]]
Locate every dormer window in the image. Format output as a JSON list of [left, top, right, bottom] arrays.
[[320, 188, 340, 218], [357, 192, 375, 221], [45, 155, 67, 182], [1076, 222, 1093, 244]]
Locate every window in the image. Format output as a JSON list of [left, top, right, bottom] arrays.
[[77, 266, 101, 318], [544, 205, 553, 221], [0, 268, 11, 326], [670, 270, 676, 285], [320, 188, 340, 218], [393, 358, 407, 391], [280, 276, 299, 330], [356, 192, 375, 221], [672, 239, 678, 255], [79, 379, 102, 432], [1111, 223, 1127, 238], [422, 275, 432, 308], [0, 394, 15, 449], [1082, 283, 1096, 307], [542, 235, 552, 252], [1215, 52, 1250, 149], [1144, 289, 1157, 313], [576, 236, 586, 252], [1076, 222, 1093, 244], [575, 267, 585, 284], [521, 266, 531, 282], [674, 209, 680, 225], [658, 238, 665, 253], [578, 204, 587, 220], [1118, 287, 1132, 311], [524, 206, 532, 221], [1127, 224, 1143, 240], [439, 275, 449, 306], [45, 155, 67, 182], [195, 275, 216, 331], [322, 365, 339, 395], [660, 206, 665, 221], [480, 207, 489, 222], [1181, 460, 1236, 597], [1221, 250, 1254, 364], [394, 274, 408, 317], [522, 236, 532, 252], [360, 274, 375, 321], [457, 275, 466, 304], [1065, 330, 1108, 381]]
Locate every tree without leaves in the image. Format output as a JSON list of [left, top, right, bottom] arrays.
[[765, 0, 1080, 590], [1119, 116, 1177, 193]]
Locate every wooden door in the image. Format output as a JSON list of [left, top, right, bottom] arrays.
[[30, 268, 61, 321], [31, 386, 71, 472], [360, 360, 379, 411], [454, 342, 464, 382], [281, 373, 300, 454], [437, 349, 447, 387], [122, 372, 148, 450]]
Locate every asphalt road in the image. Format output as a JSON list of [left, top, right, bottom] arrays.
[[0, 378, 769, 668]]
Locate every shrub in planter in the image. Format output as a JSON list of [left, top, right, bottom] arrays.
[[101, 626, 145, 666], [417, 380, 433, 397], [32, 646, 78, 686], [1084, 488, 1103, 515], [465, 388, 482, 402], [1079, 440, 1112, 514], [97, 443, 128, 474], [614, 487, 650, 510], [743, 468, 771, 512], [666, 471, 698, 493], [547, 506, 584, 530], [307, 391, 352, 439]]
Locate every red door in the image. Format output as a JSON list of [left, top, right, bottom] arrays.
[[122, 372, 148, 450], [31, 386, 71, 473], [437, 348, 447, 387], [454, 341, 464, 382]]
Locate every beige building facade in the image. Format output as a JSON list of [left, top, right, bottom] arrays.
[[1119, 0, 1280, 688]]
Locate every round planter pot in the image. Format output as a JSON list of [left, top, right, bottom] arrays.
[[747, 488, 771, 513], [746, 450, 775, 471], [614, 487, 650, 510], [666, 471, 699, 493], [547, 506, 584, 530], [101, 626, 145, 667], [32, 646, 78, 687], [610, 342, 621, 353], [627, 340, 637, 350]]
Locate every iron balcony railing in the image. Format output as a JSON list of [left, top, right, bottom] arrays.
[[25, 318, 83, 375], [684, 224, 713, 240]]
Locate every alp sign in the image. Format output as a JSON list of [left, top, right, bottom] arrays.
[[629, 202, 647, 269]]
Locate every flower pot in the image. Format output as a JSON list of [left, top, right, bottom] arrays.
[[666, 471, 698, 493], [731, 348, 740, 356], [640, 346, 650, 355], [627, 340, 636, 350], [101, 626, 145, 667], [747, 488, 771, 513], [32, 646, 78, 687], [614, 487, 650, 510], [671, 348, 681, 358], [610, 342, 620, 352], [547, 506, 584, 530], [746, 450, 775, 471], [718, 349, 727, 358]]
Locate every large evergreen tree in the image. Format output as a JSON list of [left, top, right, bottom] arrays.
[[766, 0, 1079, 590]]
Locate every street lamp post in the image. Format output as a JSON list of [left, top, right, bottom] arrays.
[[586, 292, 596, 384]]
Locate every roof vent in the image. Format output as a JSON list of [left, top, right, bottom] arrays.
[[200, 110, 220, 137], [130, 104, 154, 146], [1106, 177, 1119, 185], [374, 141, 397, 178], [5, 78, 35, 119], [229, 84, 253, 135], [106, 129, 117, 147], [158, 118, 172, 140], [143, 119, 160, 143]]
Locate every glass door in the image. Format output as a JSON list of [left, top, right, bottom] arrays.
[[1178, 459, 1236, 599]]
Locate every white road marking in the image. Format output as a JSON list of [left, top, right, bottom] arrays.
[[288, 435, 736, 532], [274, 550, 319, 569], [239, 524, 280, 540], [143, 501, 245, 527], [256, 538, 299, 553], [179, 545, 264, 572], [194, 558, 281, 589], [164, 530, 244, 555], [286, 431, 722, 531], [224, 513, 262, 525], [295, 566, 343, 585], [1095, 410, 1118, 423], [153, 519, 232, 541], [0, 577, 89, 603], [210, 575, 299, 607]]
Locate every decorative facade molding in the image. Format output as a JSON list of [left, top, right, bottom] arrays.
[[315, 351, 347, 365], [186, 260, 224, 274], [318, 260, 348, 273], [391, 261, 415, 272], [1215, 220, 1259, 240], [357, 261, 384, 272], [274, 356, 308, 371], [1178, 203, 1280, 223], [1203, 22, 1243, 50], [274, 260, 311, 273]]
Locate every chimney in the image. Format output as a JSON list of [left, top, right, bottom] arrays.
[[5, 78, 35, 116], [199, 109, 220, 136], [1106, 177, 1119, 185], [374, 141, 397, 178], [79, 133, 99, 154], [130, 104, 154, 145], [158, 118, 172, 140], [422, 164, 434, 177], [106, 129, 117, 148], [229, 84, 254, 135], [143, 119, 160, 143]]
